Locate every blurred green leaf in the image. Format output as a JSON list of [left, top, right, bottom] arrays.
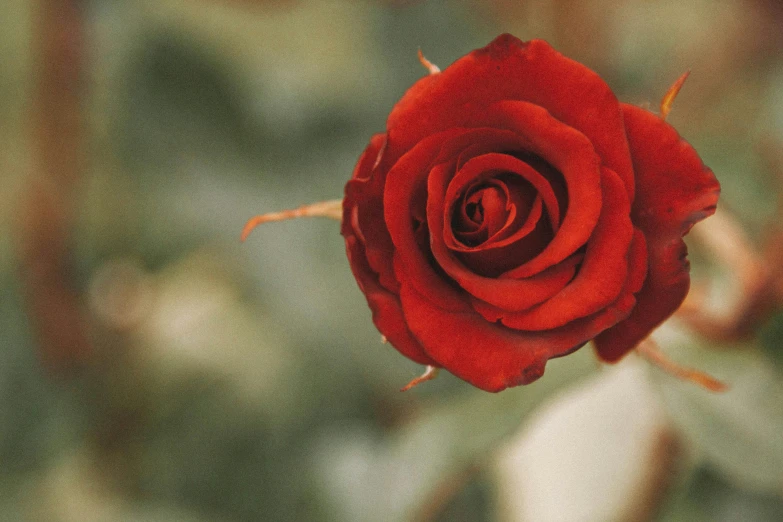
[[656, 466, 783, 522], [757, 310, 783, 368], [651, 326, 783, 494]]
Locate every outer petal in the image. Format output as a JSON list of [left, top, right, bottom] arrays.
[[342, 134, 437, 365], [384, 128, 477, 312], [497, 167, 634, 329], [350, 133, 386, 182], [594, 105, 720, 361], [385, 35, 635, 201], [394, 198, 647, 393], [343, 134, 398, 293], [398, 278, 637, 392], [343, 214, 436, 366]]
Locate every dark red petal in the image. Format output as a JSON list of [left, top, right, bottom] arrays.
[[594, 104, 720, 362], [474, 194, 543, 249], [481, 101, 603, 277], [385, 35, 634, 201], [444, 153, 561, 249], [343, 220, 436, 366], [432, 128, 533, 167], [427, 157, 576, 310], [451, 193, 555, 278], [625, 228, 649, 295], [384, 126, 564, 312], [468, 254, 583, 317], [343, 134, 399, 293], [364, 288, 438, 366], [342, 134, 438, 365], [498, 167, 634, 329], [451, 180, 521, 246], [398, 278, 636, 392], [469, 183, 509, 238], [384, 128, 475, 312], [351, 133, 387, 181]]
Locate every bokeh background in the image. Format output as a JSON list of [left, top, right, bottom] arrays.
[[2, 1, 783, 521]]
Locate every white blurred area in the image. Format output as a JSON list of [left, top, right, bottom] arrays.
[[494, 360, 675, 522]]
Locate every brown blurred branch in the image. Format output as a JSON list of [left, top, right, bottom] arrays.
[[621, 428, 682, 522], [413, 464, 479, 522], [14, 0, 92, 374]]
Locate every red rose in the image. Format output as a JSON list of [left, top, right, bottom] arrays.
[[341, 34, 720, 392]]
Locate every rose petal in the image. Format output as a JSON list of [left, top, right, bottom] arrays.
[[343, 223, 436, 366], [485, 228, 645, 363], [441, 168, 554, 278], [452, 200, 553, 278], [469, 254, 584, 317], [385, 35, 634, 201], [594, 105, 720, 361], [399, 278, 636, 392], [466, 182, 509, 239], [427, 159, 578, 309], [444, 153, 562, 249], [452, 179, 522, 246], [343, 134, 399, 293], [385, 126, 570, 311], [450, 139, 563, 235], [342, 133, 439, 365], [351, 133, 386, 182], [384, 129, 476, 312], [625, 228, 649, 295], [433, 128, 535, 168], [497, 167, 634, 329], [481, 101, 604, 277], [467, 194, 543, 251]]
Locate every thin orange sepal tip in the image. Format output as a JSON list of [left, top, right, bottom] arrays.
[[400, 365, 440, 392], [417, 49, 441, 75], [660, 70, 690, 121], [240, 199, 343, 242], [637, 339, 728, 393]]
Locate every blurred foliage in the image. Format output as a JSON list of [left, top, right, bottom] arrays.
[[2, 0, 783, 521], [651, 326, 783, 495]]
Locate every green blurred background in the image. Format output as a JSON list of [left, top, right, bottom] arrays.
[[2, 1, 783, 520]]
